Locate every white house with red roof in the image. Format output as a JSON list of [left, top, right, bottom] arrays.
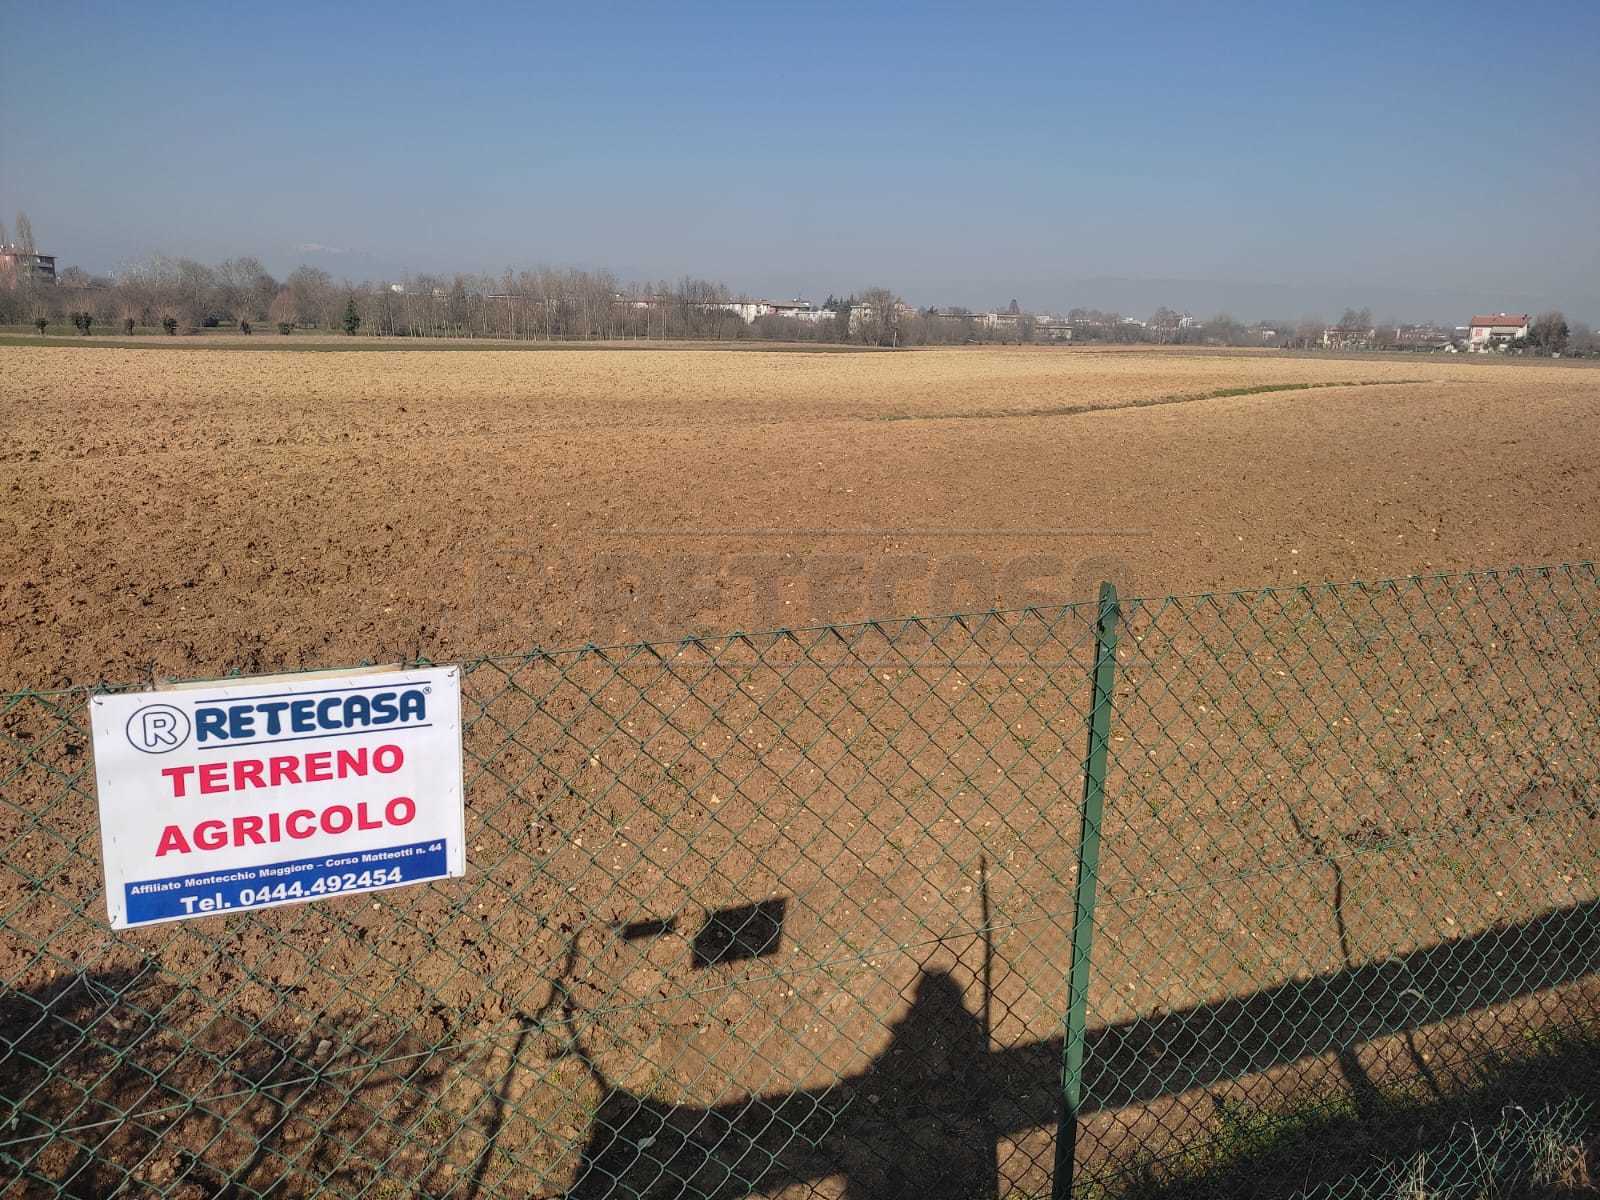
[[1467, 313, 1529, 350]]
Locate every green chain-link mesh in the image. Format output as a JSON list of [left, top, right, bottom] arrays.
[[2, 562, 1597, 1199]]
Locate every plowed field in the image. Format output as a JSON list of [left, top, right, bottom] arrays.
[[3, 344, 1596, 689]]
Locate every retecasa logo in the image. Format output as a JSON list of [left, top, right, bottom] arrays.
[[126, 704, 192, 754], [194, 687, 429, 745]]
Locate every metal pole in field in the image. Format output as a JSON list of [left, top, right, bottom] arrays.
[[1052, 581, 1120, 1200]]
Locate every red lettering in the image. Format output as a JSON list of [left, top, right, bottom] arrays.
[[155, 824, 191, 856], [234, 758, 265, 790], [152, 795, 420, 855], [159, 746, 402, 800], [194, 819, 227, 850]]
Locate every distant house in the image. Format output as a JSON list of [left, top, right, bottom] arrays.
[[1322, 325, 1375, 350], [713, 300, 770, 323], [765, 299, 829, 324], [1033, 318, 1073, 341], [0, 244, 56, 287], [979, 311, 1021, 332], [1467, 313, 1529, 350], [1390, 324, 1454, 349], [703, 298, 829, 324]]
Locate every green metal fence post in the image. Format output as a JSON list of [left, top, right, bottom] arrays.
[[1053, 581, 1120, 1200]]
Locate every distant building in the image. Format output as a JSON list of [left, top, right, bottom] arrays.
[[979, 311, 1021, 332], [1322, 325, 1375, 350], [617, 293, 668, 311], [1390, 324, 1454, 348], [708, 299, 767, 322], [703, 298, 829, 324], [1467, 313, 1529, 350], [766, 299, 829, 324], [0, 244, 56, 287], [1034, 318, 1073, 341]]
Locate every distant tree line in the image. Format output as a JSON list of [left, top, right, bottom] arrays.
[[1, 215, 1594, 354], [0, 258, 991, 347]]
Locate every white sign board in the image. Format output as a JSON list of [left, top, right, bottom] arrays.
[[89, 666, 465, 929]]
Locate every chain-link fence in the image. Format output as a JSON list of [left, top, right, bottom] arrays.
[[3, 562, 1598, 1198]]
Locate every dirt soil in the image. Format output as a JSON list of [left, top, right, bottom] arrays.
[[2, 343, 1597, 690], [2, 343, 1598, 1199]]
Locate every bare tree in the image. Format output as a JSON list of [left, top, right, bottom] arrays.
[[214, 257, 277, 325], [1293, 316, 1327, 349], [173, 259, 218, 328], [1149, 307, 1182, 344], [114, 285, 144, 333], [111, 256, 183, 331], [268, 289, 296, 330], [1205, 313, 1245, 345], [858, 286, 902, 346], [286, 266, 337, 329], [1527, 311, 1569, 354], [15, 212, 35, 254]]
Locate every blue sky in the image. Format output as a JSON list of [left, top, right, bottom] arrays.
[[3, 2, 1598, 321]]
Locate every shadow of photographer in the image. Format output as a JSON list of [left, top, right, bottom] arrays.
[[4, 897, 1597, 1198], [559, 898, 1600, 1198]]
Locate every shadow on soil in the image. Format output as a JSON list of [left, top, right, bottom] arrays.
[[3, 899, 1598, 1198], [552, 898, 1600, 1198], [0, 963, 450, 1198]]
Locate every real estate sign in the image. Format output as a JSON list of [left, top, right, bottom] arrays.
[[88, 666, 465, 929]]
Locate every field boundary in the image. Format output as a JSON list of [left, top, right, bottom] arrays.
[[0, 332, 895, 354], [875, 376, 1433, 422]]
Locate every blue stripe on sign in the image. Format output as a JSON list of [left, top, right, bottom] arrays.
[[185, 722, 434, 751], [124, 839, 448, 925], [202, 681, 430, 704]]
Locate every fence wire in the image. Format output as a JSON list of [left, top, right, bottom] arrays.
[[2, 562, 1598, 1199]]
